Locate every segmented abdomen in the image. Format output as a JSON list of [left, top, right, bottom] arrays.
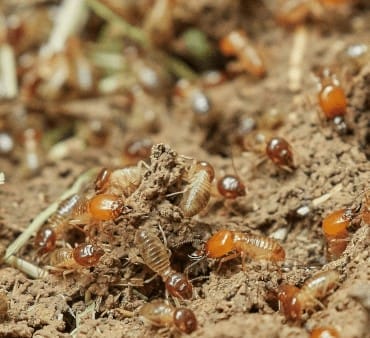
[[50, 248, 75, 268], [179, 170, 211, 217], [48, 193, 81, 234], [135, 229, 171, 278], [298, 270, 339, 309], [235, 233, 285, 262]]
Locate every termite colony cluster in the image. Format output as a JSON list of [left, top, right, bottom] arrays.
[[0, 0, 369, 337]]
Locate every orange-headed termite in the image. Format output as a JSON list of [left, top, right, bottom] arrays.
[[139, 300, 197, 334], [135, 228, 193, 299], [192, 230, 285, 271], [217, 175, 246, 199], [70, 193, 125, 224], [278, 270, 340, 321]]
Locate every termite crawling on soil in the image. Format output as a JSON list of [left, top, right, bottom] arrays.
[[179, 161, 215, 217], [49, 243, 104, 270], [135, 228, 193, 300], [278, 270, 340, 321], [190, 230, 285, 271], [139, 300, 198, 334]]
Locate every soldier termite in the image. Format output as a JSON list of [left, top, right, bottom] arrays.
[[190, 230, 285, 271]]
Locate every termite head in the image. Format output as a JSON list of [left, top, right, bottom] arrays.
[[89, 194, 125, 221], [278, 284, 301, 321], [73, 243, 104, 267], [217, 175, 246, 199], [266, 137, 295, 171], [165, 272, 193, 300], [205, 230, 235, 259], [94, 167, 111, 194], [173, 308, 198, 334]]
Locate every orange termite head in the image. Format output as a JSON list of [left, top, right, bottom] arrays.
[[205, 230, 235, 259], [173, 308, 198, 334], [322, 208, 351, 237], [89, 194, 124, 221], [165, 272, 193, 300], [278, 284, 302, 321], [217, 174, 246, 199], [195, 161, 215, 181], [73, 243, 104, 267], [94, 167, 111, 194], [318, 85, 347, 119]]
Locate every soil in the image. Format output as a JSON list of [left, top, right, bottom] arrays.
[[0, 1, 369, 338]]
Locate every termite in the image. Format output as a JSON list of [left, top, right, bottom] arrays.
[[179, 161, 215, 217], [265, 137, 295, 171], [94, 166, 143, 197], [219, 30, 266, 78], [49, 243, 104, 270], [139, 300, 197, 334], [191, 230, 285, 271], [135, 228, 193, 300], [278, 270, 340, 321], [70, 193, 125, 224], [310, 327, 340, 338], [34, 193, 81, 254]]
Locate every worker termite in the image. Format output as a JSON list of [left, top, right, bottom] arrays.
[[135, 228, 193, 300], [139, 300, 197, 334], [94, 166, 144, 197], [70, 193, 125, 224], [122, 137, 153, 166], [190, 230, 285, 271], [315, 68, 349, 135], [278, 270, 340, 321], [266, 137, 295, 171], [34, 193, 81, 254], [49, 243, 104, 270], [310, 327, 340, 338], [219, 30, 266, 78], [179, 161, 215, 217]]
